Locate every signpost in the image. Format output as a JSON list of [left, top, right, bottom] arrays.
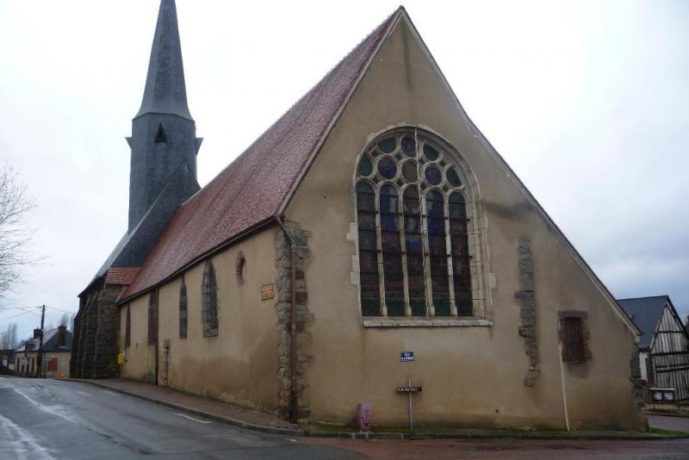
[[398, 351, 419, 429]]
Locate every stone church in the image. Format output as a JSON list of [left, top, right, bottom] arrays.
[[72, 0, 645, 430]]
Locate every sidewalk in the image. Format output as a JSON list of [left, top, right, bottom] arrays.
[[68, 378, 688, 441], [69, 378, 303, 436]]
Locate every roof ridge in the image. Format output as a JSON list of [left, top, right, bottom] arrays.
[[195, 7, 402, 200], [618, 295, 669, 301]]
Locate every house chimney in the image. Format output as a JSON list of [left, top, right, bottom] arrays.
[[57, 325, 67, 347], [33, 329, 42, 340]]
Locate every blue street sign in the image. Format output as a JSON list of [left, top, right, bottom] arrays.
[[400, 351, 415, 362]]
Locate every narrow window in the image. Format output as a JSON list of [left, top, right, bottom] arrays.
[[236, 252, 246, 284], [426, 190, 450, 316], [179, 277, 188, 339], [202, 261, 219, 336], [356, 181, 380, 316], [155, 124, 166, 144], [380, 184, 404, 316], [449, 192, 472, 316], [560, 316, 590, 363], [148, 290, 158, 346], [403, 187, 426, 316], [125, 305, 131, 348]]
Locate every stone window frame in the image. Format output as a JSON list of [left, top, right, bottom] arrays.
[[201, 261, 219, 337], [353, 127, 490, 328], [558, 310, 591, 364], [148, 290, 158, 346], [179, 277, 188, 339]]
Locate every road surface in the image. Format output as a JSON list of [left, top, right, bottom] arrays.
[[1, 377, 688, 459], [0, 377, 359, 459]]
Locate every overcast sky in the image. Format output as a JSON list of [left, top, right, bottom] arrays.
[[0, 0, 687, 340]]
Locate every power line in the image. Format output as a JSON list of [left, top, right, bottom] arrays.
[[0, 305, 43, 311], [44, 305, 77, 314], [0, 310, 36, 321]]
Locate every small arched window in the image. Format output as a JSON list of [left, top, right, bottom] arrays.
[[179, 277, 188, 339], [236, 252, 246, 284], [355, 129, 475, 318], [202, 261, 219, 336]]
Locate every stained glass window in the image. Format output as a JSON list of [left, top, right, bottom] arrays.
[[403, 187, 426, 316], [202, 261, 219, 336], [355, 130, 474, 318], [356, 181, 380, 316], [380, 184, 404, 316], [378, 157, 397, 179]]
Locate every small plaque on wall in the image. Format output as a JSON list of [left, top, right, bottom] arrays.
[[261, 283, 274, 301]]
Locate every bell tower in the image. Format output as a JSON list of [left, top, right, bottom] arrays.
[[127, 0, 202, 231]]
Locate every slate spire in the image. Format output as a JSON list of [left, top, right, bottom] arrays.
[[127, 0, 201, 232], [136, 0, 192, 120]]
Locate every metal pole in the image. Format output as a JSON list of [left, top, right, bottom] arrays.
[[408, 377, 413, 430], [38, 305, 45, 378], [557, 321, 571, 432]]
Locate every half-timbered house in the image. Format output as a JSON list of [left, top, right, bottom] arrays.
[[620, 296, 689, 403]]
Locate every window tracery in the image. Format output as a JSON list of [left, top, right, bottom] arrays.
[[355, 129, 478, 319]]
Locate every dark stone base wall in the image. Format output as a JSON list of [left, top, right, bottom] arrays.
[[71, 284, 123, 379], [629, 349, 645, 409]]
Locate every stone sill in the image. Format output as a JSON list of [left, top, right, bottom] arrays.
[[362, 318, 493, 328]]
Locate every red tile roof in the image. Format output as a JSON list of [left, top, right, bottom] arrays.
[[105, 267, 141, 286], [122, 9, 401, 301]]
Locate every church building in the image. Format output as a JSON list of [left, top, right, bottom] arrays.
[[72, 0, 646, 430]]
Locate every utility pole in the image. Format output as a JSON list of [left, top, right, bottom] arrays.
[[37, 305, 45, 378]]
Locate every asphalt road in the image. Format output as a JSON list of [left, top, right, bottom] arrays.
[[0, 377, 360, 460], [2, 377, 688, 460]]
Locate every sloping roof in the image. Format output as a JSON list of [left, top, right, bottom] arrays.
[[83, 161, 200, 295], [105, 268, 140, 286], [618, 296, 669, 349], [121, 9, 401, 301], [15, 328, 73, 353]]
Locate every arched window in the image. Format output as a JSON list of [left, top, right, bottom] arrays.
[[148, 290, 158, 345], [355, 130, 475, 318], [202, 261, 219, 336], [179, 277, 188, 339]]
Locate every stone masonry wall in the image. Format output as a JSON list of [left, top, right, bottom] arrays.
[[93, 285, 123, 378], [275, 222, 312, 421], [71, 283, 123, 379], [80, 292, 99, 378], [629, 348, 645, 409], [70, 311, 82, 377], [515, 238, 540, 387]]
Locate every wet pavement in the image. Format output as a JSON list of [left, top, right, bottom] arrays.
[[0, 377, 358, 459], [2, 376, 688, 459]]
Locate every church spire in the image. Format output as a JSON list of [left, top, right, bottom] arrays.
[[136, 0, 192, 120]]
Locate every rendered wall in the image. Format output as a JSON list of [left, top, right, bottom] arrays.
[[120, 227, 282, 412], [285, 17, 644, 430]]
